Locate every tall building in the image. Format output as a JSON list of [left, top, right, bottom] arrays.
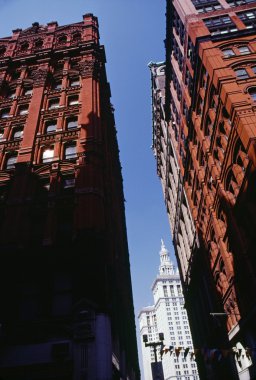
[[0, 15, 140, 380], [138, 241, 199, 380], [151, 0, 256, 379]]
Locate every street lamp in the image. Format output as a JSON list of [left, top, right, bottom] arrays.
[[143, 333, 165, 380]]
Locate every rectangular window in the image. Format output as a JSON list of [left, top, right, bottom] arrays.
[[65, 144, 77, 159], [68, 96, 79, 106], [237, 9, 256, 29], [67, 117, 78, 130], [235, 68, 249, 79], [70, 77, 80, 87], [237, 46, 251, 55], [18, 105, 29, 115], [45, 120, 57, 133], [1, 108, 10, 118], [13, 128, 23, 139], [204, 15, 237, 35], [48, 98, 59, 110]]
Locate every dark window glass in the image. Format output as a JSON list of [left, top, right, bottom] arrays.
[[67, 117, 78, 130], [45, 120, 57, 133], [234, 68, 249, 79], [65, 144, 77, 159]]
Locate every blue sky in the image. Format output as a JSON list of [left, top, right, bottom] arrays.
[[0, 0, 176, 375]]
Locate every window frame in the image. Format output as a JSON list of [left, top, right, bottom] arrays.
[[42, 147, 54, 163], [48, 98, 60, 110]]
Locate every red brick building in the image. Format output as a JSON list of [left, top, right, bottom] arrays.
[[151, 0, 256, 378], [0, 15, 140, 380]]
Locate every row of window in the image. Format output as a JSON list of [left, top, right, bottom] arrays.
[[0, 116, 78, 141], [5, 142, 77, 169], [0, 95, 80, 119], [234, 65, 256, 79], [6, 31, 83, 55], [204, 9, 256, 36], [3, 76, 80, 100], [222, 45, 251, 57]]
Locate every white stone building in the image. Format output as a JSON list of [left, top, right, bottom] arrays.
[[138, 241, 199, 380]]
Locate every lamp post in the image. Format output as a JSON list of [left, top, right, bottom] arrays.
[[143, 333, 165, 380]]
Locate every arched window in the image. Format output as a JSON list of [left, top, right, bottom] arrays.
[[42, 147, 54, 163], [248, 87, 256, 101], [72, 32, 81, 42], [58, 35, 67, 44], [20, 42, 29, 51], [34, 39, 43, 49], [6, 153, 17, 169]]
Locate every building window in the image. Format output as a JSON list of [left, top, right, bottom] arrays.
[[63, 177, 75, 189], [252, 66, 256, 75], [248, 87, 256, 101], [67, 117, 78, 130], [1, 108, 10, 118], [58, 35, 67, 44], [45, 120, 57, 133], [191, 0, 222, 13], [222, 48, 235, 58], [0, 128, 4, 139], [72, 32, 81, 42], [6, 153, 17, 169], [234, 68, 249, 79], [226, 0, 255, 5], [42, 148, 54, 163], [23, 87, 33, 96], [52, 80, 62, 90], [238, 9, 256, 29], [237, 45, 251, 55], [7, 89, 16, 99], [68, 96, 79, 106], [48, 98, 59, 110], [70, 77, 80, 87], [34, 39, 43, 49], [18, 105, 29, 115], [64, 143, 77, 159], [13, 128, 23, 139], [204, 15, 237, 35], [20, 41, 29, 51]]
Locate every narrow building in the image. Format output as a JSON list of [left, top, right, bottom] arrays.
[[139, 241, 199, 380], [151, 0, 256, 378], [0, 15, 140, 380]]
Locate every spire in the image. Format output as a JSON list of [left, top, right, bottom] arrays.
[[159, 239, 175, 275]]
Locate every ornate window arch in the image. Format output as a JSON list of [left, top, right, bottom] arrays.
[[58, 34, 67, 45], [72, 31, 81, 42]]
